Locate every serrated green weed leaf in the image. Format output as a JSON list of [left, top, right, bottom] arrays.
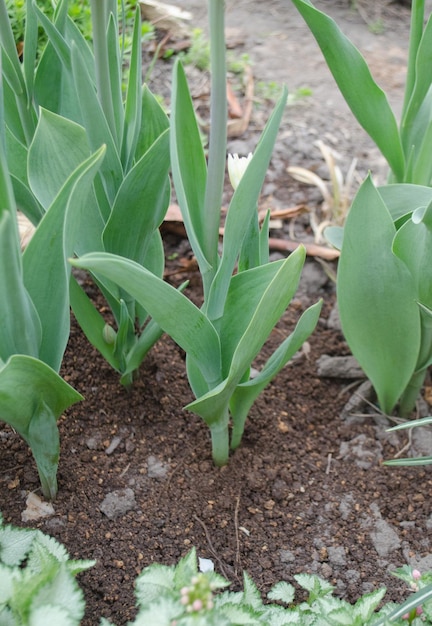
[[267, 581, 296, 605]]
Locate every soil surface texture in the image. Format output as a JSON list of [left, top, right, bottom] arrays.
[[2, 1, 432, 625]]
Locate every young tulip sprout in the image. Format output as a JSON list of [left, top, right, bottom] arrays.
[[227, 153, 253, 190]]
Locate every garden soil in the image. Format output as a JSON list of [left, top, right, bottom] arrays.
[[2, 1, 432, 624]]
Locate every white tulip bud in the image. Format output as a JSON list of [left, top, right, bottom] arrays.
[[227, 152, 253, 190]]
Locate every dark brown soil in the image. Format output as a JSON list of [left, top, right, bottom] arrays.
[[2, 1, 432, 625], [1, 261, 432, 624]]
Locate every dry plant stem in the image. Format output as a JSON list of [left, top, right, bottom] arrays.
[[193, 514, 231, 580]]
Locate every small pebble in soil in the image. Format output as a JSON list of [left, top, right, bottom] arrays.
[[99, 488, 136, 519]]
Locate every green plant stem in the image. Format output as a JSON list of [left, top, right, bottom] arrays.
[[401, 0, 425, 123], [203, 0, 227, 295], [399, 306, 432, 417], [90, 0, 118, 146], [210, 410, 230, 466], [230, 413, 247, 451]]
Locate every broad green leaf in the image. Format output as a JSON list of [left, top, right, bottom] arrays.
[[0, 355, 82, 498], [121, 319, 164, 384], [24, 145, 106, 371], [32, 2, 71, 70], [377, 183, 432, 222], [219, 256, 301, 377], [0, 211, 41, 361], [0, 136, 41, 359], [411, 101, 432, 185], [352, 588, 386, 621], [0, 0, 24, 81], [30, 565, 86, 622], [27, 399, 60, 502], [291, 0, 405, 181], [3, 76, 35, 147], [392, 200, 432, 308], [170, 60, 209, 275], [242, 572, 263, 610], [206, 88, 288, 321], [226, 247, 306, 388], [187, 247, 306, 426], [71, 253, 222, 387], [135, 85, 169, 160], [34, 15, 94, 124], [6, 127, 29, 188], [401, 13, 432, 154], [113, 299, 134, 373], [28, 109, 90, 210], [103, 129, 170, 264], [324, 225, 343, 250], [338, 175, 420, 414], [229, 301, 322, 449], [71, 42, 123, 206]]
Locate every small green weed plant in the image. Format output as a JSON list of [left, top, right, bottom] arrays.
[[1, 518, 432, 626], [0, 513, 94, 625]]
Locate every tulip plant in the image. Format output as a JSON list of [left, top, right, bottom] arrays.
[[0, 0, 171, 386], [291, 0, 432, 186], [0, 75, 105, 498], [291, 0, 432, 418], [331, 177, 432, 418], [73, 0, 322, 465]]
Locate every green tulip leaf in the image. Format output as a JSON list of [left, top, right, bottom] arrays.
[[0, 355, 82, 499], [338, 175, 421, 414]]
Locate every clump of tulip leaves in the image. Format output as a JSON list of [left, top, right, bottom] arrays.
[[72, 0, 322, 466]]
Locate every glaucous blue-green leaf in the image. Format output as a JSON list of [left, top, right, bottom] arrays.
[[24, 145, 106, 371], [0, 355, 82, 499], [121, 5, 142, 170], [392, 200, 432, 308], [71, 253, 222, 387], [291, 0, 405, 182], [218, 254, 301, 377], [71, 42, 123, 206], [0, 115, 42, 359], [170, 60, 209, 276], [187, 247, 307, 426], [206, 88, 287, 321], [378, 183, 432, 222], [338, 175, 420, 414], [135, 85, 169, 161], [28, 109, 90, 210], [69, 276, 118, 371], [229, 301, 322, 449], [400, 13, 432, 155], [103, 129, 170, 264]]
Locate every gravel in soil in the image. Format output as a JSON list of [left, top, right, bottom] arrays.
[[2, 1, 432, 625]]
